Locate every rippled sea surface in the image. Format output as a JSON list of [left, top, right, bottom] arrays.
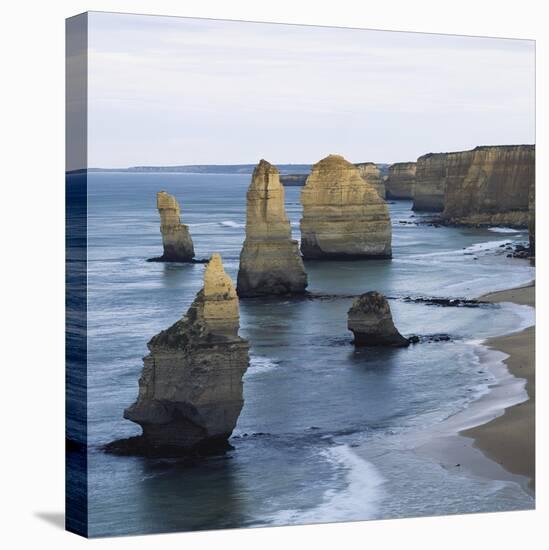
[[80, 172, 534, 536]]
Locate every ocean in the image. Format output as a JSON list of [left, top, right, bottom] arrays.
[[77, 172, 534, 536]]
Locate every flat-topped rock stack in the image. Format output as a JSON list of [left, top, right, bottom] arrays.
[[386, 162, 416, 199], [442, 145, 535, 226], [413, 153, 448, 211], [154, 191, 195, 262], [355, 162, 385, 198], [300, 154, 392, 259], [348, 291, 409, 347], [237, 160, 308, 296], [124, 253, 249, 454]]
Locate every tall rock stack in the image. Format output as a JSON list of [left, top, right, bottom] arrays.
[[155, 191, 195, 262], [355, 162, 386, 198], [442, 145, 535, 226], [413, 153, 448, 211], [300, 154, 392, 259], [386, 162, 416, 199], [237, 160, 308, 296], [124, 253, 249, 454]]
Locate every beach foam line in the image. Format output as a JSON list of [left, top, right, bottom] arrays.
[[269, 445, 386, 526], [219, 220, 245, 228]]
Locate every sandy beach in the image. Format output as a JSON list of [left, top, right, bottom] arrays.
[[462, 283, 535, 490]]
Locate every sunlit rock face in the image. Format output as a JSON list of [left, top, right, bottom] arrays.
[[347, 291, 409, 347], [442, 145, 535, 226], [300, 154, 392, 259], [237, 160, 307, 296], [386, 162, 416, 199], [155, 191, 195, 261], [355, 162, 385, 199], [413, 153, 448, 212], [124, 254, 249, 454]]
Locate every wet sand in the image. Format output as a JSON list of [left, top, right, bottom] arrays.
[[462, 283, 535, 490]]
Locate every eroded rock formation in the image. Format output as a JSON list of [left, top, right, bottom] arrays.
[[413, 153, 448, 211], [154, 191, 195, 261], [529, 176, 535, 257], [386, 162, 416, 199], [442, 145, 535, 226], [348, 291, 409, 347], [124, 253, 249, 454], [300, 155, 392, 259], [237, 160, 307, 296], [356, 162, 385, 198]]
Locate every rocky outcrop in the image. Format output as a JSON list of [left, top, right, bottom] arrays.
[[413, 153, 448, 211], [355, 162, 385, 198], [386, 162, 416, 199], [237, 160, 307, 296], [529, 176, 535, 257], [347, 291, 409, 347], [124, 253, 249, 454], [300, 155, 392, 259], [279, 173, 308, 186], [442, 145, 535, 226], [153, 191, 195, 262]]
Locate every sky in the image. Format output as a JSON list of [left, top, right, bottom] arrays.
[[86, 11, 535, 168]]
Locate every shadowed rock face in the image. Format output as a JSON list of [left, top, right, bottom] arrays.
[[442, 145, 535, 226], [413, 153, 448, 212], [386, 162, 416, 199], [237, 160, 308, 296], [300, 155, 392, 259], [124, 254, 249, 453], [155, 191, 195, 261], [529, 176, 535, 257], [348, 291, 409, 347], [355, 162, 385, 198]]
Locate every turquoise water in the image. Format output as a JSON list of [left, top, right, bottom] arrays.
[[82, 172, 534, 536]]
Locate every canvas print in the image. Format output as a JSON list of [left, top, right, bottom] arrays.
[[66, 11, 536, 538]]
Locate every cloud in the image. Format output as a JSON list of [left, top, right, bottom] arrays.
[[87, 12, 535, 167]]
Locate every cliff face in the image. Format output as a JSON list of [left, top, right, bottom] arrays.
[[300, 155, 392, 259], [529, 176, 535, 256], [155, 191, 195, 261], [237, 160, 308, 296], [347, 291, 409, 347], [386, 162, 416, 199], [355, 162, 385, 198], [442, 145, 535, 226], [124, 254, 249, 453], [413, 153, 448, 211]]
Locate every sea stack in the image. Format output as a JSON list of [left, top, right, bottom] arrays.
[[386, 162, 416, 199], [300, 155, 392, 259], [442, 145, 535, 226], [154, 191, 195, 262], [348, 291, 409, 347], [237, 160, 307, 296], [124, 253, 249, 454], [356, 162, 385, 198]]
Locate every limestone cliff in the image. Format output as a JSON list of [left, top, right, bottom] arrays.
[[237, 160, 307, 296], [355, 162, 385, 198], [413, 153, 448, 211], [386, 162, 416, 199], [347, 292, 409, 347], [154, 191, 195, 261], [442, 145, 535, 226], [124, 253, 249, 454], [300, 155, 392, 259]]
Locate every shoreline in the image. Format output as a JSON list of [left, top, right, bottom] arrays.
[[461, 283, 535, 491], [351, 280, 535, 501]]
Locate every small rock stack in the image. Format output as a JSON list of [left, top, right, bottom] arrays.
[[348, 291, 409, 347]]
